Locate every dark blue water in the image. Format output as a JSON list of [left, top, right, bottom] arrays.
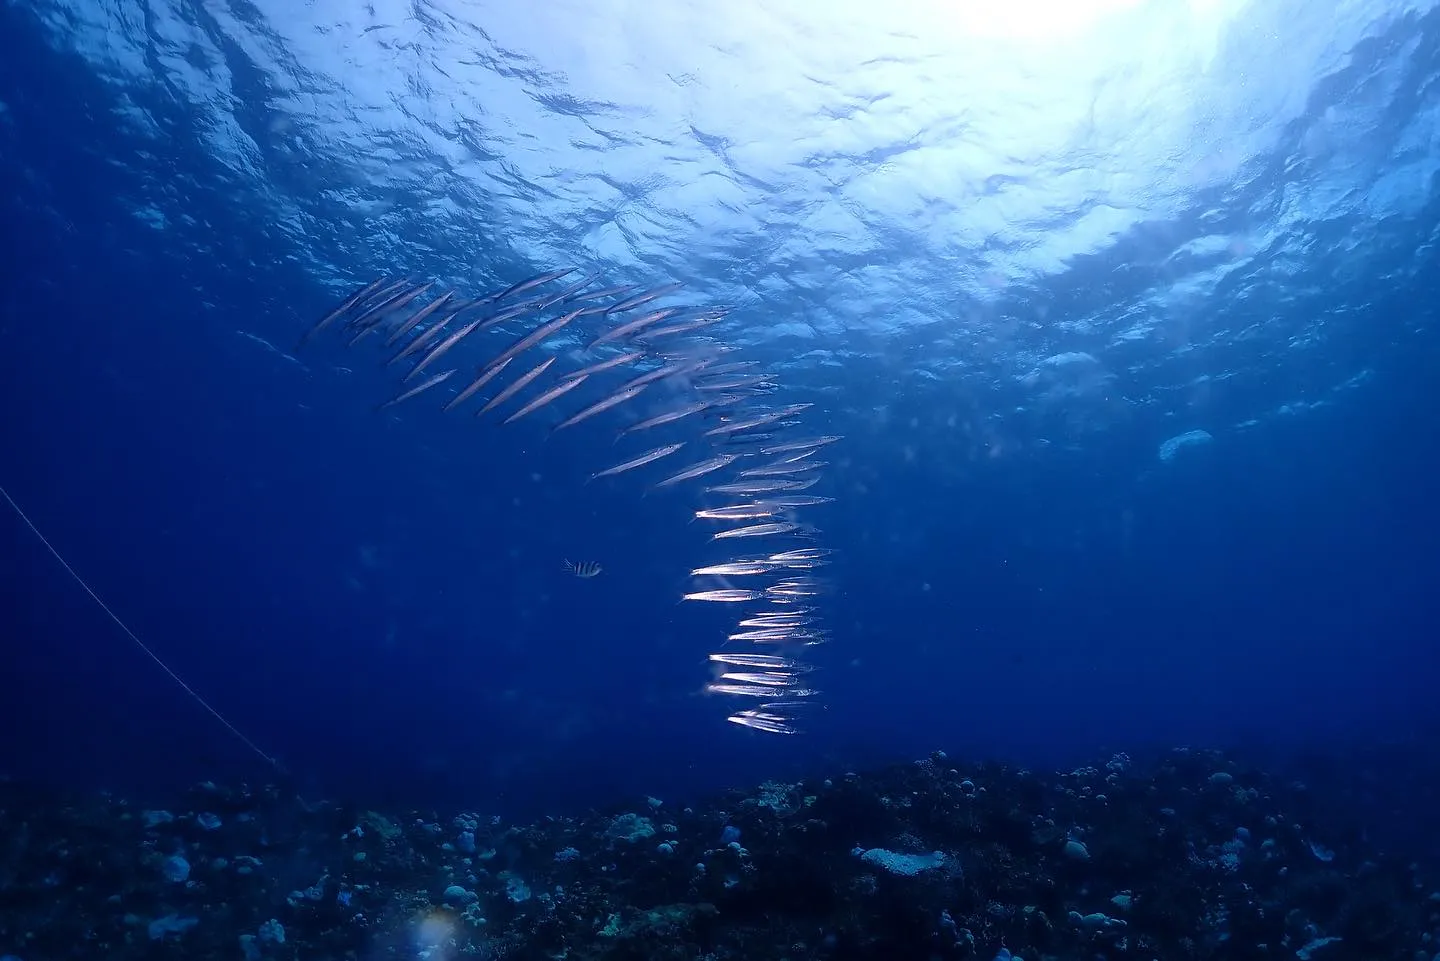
[[1, 0, 1437, 819]]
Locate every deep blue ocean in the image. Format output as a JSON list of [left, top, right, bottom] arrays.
[[2, 0, 1437, 835]]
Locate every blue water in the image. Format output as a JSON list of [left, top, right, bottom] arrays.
[[1, 0, 1437, 816]]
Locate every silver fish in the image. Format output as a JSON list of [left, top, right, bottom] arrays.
[[564, 350, 646, 381], [739, 459, 826, 478], [704, 404, 814, 437], [737, 616, 811, 629], [475, 299, 545, 332], [709, 653, 809, 670], [299, 276, 395, 347], [764, 448, 826, 465], [552, 383, 648, 433], [767, 582, 822, 598], [713, 522, 802, 540], [653, 454, 738, 489], [388, 305, 464, 367], [619, 399, 713, 437], [566, 283, 640, 304], [696, 374, 774, 392], [728, 629, 807, 642], [376, 368, 456, 411], [707, 478, 818, 496], [480, 356, 557, 416], [727, 710, 799, 735], [443, 358, 511, 412], [696, 361, 762, 378], [769, 548, 832, 563], [633, 316, 725, 342], [384, 290, 456, 346], [587, 307, 685, 349], [405, 314, 485, 381], [533, 271, 601, 310], [476, 267, 577, 305], [690, 561, 776, 576], [717, 672, 797, 688], [484, 308, 584, 373], [709, 682, 817, 697], [745, 606, 815, 620], [503, 372, 588, 424], [606, 282, 684, 313], [760, 435, 842, 455], [590, 441, 685, 481], [619, 357, 710, 393], [346, 280, 435, 334], [754, 495, 834, 508], [694, 503, 787, 521], [683, 589, 764, 603]]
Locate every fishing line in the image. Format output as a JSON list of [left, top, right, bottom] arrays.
[[0, 484, 277, 768]]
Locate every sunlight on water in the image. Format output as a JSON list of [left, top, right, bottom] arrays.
[[20, 0, 1440, 445], [819, 0, 1221, 42]]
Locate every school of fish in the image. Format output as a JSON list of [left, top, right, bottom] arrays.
[[300, 269, 839, 735]]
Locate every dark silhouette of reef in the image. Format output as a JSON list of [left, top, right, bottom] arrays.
[[0, 748, 1433, 961]]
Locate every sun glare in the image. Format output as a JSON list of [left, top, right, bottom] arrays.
[[940, 0, 1148, 40]]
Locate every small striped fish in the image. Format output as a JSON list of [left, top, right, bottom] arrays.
[[564, 559, 602, 579]]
